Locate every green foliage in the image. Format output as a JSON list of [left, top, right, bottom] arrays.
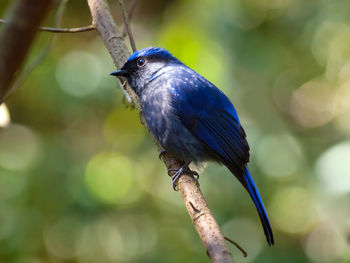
[[1, 0, 350, 262]]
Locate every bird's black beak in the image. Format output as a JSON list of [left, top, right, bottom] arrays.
[[110, 69, 128, 77]]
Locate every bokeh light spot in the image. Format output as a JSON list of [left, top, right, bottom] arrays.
[[222, 218, 263, 261], [304, 224, 348, 262], [256, 133, 302, 177], [44, 216, 82, 259], [0, 104, 10, 128], [0, 124, 41, 171], [76, 223, 106, 262], [85, 152, 134, 204], [315, 141, 350, 194], [77, 215, 157, 262], [97, 221, 124, 261], [325, 25, 350, 82], [56, 51, 102, 97], [311, 21, 348, 67], [333, 112, 350, 134], [290, 79, 335, 128], [271, 187, 318, 234], [333, 80, 350, 114]]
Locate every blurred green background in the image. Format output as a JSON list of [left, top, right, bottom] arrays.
[[1, 0, 350, 262]]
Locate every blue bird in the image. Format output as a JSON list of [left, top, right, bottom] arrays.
[[111, 47, 274, 246]]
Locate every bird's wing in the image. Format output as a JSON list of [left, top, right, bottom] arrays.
[[169, 68, 250, 177], [169, 69, 275, 245]]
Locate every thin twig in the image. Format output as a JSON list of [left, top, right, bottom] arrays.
[[0, 19, 95, 33], [39, 24, 95, 33], [118, 0, 137, 52], [224, 237, 248, 258], [121, 0, 137, 38]]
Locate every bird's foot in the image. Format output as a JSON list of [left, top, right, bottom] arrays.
[[192, 170, 200, 180], [158, 150, 166, 160], [168, 164, 199, 191]]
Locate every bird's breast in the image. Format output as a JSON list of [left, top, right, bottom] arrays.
[[140, 85, 210, 163]]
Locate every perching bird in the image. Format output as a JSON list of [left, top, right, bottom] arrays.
[[110, 47, 274, 246]]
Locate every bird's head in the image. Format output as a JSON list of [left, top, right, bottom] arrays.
[[110, 47, 179, 94]]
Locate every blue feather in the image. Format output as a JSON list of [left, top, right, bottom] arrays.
[[168, 66, 273, 245], [244, 167, 274, 246], [128, 47, 175, 62], [171, 67, 250, 174]]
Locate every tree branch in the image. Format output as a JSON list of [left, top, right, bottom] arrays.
[[86, 0, 233, 262], [0, 0, 53, 102]]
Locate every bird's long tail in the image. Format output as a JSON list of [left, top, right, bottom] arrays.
[[243, 166, 274, 246]]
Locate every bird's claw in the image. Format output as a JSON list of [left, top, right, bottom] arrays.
[[172, 177, 179, 191], [167, 168, 183, 191], [168, 165, 199, 191], [158, 150, 166, 160], [192, 171, 199, 180]]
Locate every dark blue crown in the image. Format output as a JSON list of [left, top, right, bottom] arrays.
[[128, 47, 173, 61]]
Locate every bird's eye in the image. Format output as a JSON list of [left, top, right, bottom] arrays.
[[137, 57, 146, 68]]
